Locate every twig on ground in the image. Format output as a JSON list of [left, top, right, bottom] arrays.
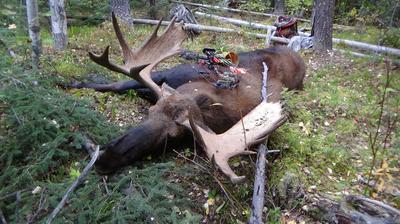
[[27, 188, 47, 224], [46, 145, 100, 224], [11, 107, 22, 125], [0, 207, 7, 224], [102, 177, 111, 195], [0, 189, 29, 201], [173, 150, 244, 212]]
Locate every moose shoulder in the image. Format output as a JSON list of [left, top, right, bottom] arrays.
[[90, 14, 305, 183]]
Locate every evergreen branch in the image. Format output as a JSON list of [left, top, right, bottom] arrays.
[[46, 145, 100, 224]]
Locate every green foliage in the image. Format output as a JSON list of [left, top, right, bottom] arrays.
[[0, 51, 201, 223], [285, 0, 313, 17], [380, 28, 400, 48], [239, 0, 271, 12], [56, 162, 201, 223], [64, 0, 109, 25], [335, 0, 400, 27]]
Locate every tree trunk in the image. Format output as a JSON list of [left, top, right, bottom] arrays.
[[274, 0, 285, 15], [110, 0, 133, 25], [26, 0, 41, 64], [49, 0, 68, 51], [312, 0, 335, 51], [148, 0, 157, 19]]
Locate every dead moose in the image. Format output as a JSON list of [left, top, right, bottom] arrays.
[[88, 14, 305, 183]]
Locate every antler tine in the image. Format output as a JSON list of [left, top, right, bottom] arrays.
[[137, 18, 188, 99], [189, 101, 286, 184], [111, 12, 134, 63], [88, 46, 130, 75], [140, 18, 163, 49], [89, 14, 188, 100]]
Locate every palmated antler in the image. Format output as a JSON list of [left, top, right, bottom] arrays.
[[189, 101, 287, 184], [89, 12, 188, 99]]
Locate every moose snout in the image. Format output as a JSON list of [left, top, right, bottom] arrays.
[[95, 120, 168, 174]]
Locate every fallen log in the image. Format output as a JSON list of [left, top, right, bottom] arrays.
[[332, 37, 400, 57], [249, 61, 278, 224], [305, 193, 400, 223], [171, 0, 309, 22], [173, 0, 357, 32], [249, 144, 268, 224], [333, 49, 400, 67], [131, 18, 400, 64], [131, 18, 289, 43], [195, 12, 400, 57], [195, 11, 277, 33]]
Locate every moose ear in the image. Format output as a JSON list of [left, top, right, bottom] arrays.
[[225, 52, 239, 65], [161, 83, 177, 98]]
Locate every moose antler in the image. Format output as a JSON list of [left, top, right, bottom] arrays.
[[89, 13, 188, 99], [189, 101, 287, 184]]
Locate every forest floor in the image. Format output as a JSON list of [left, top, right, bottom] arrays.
[[1, 13, 399, 224]]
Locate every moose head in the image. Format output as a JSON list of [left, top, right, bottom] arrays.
[[89, 13, 305, 183]]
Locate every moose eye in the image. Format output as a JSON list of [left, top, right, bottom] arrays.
[[172, 108, 185, 120]]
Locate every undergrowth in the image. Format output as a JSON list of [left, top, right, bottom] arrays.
[[0, 32, 201, 223]]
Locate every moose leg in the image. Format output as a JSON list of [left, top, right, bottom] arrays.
[[70, 80, 144, 93], [69, 64, 201, 94]]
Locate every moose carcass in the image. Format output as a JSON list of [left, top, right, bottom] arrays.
[[90, 14, 306, 183]]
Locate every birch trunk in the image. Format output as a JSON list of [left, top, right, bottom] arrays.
[[26, 0, 41, 64], [49, 0, 68, 51], [312, 0, 335, 50]]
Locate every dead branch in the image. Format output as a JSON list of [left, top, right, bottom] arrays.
[[132, 17, 400, 62], [249, 61, 279, 224], [171, 0, 309, 22], [195, 12, 400, 57], [27, 188, 47, 224], [0, 207, 7, 224], [195, 11, 277, 33], [102, 177, 111, 195], [131, 18, 289, 43], [305, 193, 400, 223], [46, 145, 100, 224], [347, 195, 400, 216], [249, 144, 268, 224], [174, 0, 364, 32]]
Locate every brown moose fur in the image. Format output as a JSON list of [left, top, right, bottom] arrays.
[[95, 46, 306, 173]]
